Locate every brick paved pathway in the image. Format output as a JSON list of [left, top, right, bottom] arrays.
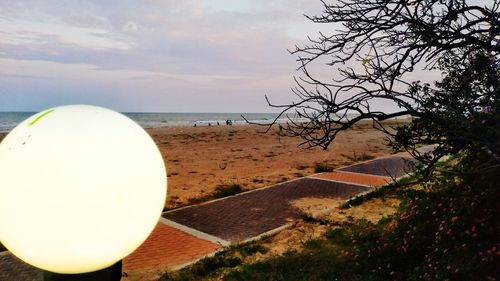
[[339, 156, 415, 178], [311, 171, 390, 187], [164, 178, 370, 242], [123, 222, 222, 273]]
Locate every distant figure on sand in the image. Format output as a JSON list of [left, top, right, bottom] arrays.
[[217, 121, 220, 126], [194, 123, 197, 127], [208, 122, 211, 127]]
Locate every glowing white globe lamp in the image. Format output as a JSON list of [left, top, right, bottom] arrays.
[[0, 105, 167, 280]]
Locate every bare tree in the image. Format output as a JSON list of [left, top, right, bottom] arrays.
[[266, 0, 500, 173]]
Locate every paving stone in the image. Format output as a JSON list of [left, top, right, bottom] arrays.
[[311, 171, 390, 186], [123, 222, 222, 273], [0, 252, 41, 281], [339, 157, 416, 178], [164, 178, 370, 242]]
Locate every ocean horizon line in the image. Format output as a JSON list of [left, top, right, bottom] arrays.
[[0, 112, 291, 133], [0, 110, 283, 115]]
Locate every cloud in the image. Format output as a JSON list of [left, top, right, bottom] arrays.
[[0, 0, 316, 68], [0, 0, 339, 112], [0, 18, 132, 50]]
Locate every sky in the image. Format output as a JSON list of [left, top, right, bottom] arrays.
[[0, 0, 330, 113]]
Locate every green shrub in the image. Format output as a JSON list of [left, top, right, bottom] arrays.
[[293, 172, 305, 178], [238, 244, 269, 257], [213, 184, 244, 199], [159, 254, 241, 281], [296, 164, 309, 170], [358, 153, 375, 161], [301, 213, 328, 225], [314, 163, 334, 173]]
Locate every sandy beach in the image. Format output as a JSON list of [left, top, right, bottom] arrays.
[[149, 122, 397, 209], [0, 121, 401, 274], [0, 122, 398, 210]]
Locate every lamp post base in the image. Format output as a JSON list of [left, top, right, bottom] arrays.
[[42, 260, 122, 281]]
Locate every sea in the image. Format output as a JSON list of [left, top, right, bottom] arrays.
[[0, 112, 289, 133]]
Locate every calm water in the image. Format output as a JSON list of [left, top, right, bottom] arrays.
[[0, 112, 286, 133]]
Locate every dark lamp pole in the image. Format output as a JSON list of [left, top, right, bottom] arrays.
[[42, 261, 122, 281]]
